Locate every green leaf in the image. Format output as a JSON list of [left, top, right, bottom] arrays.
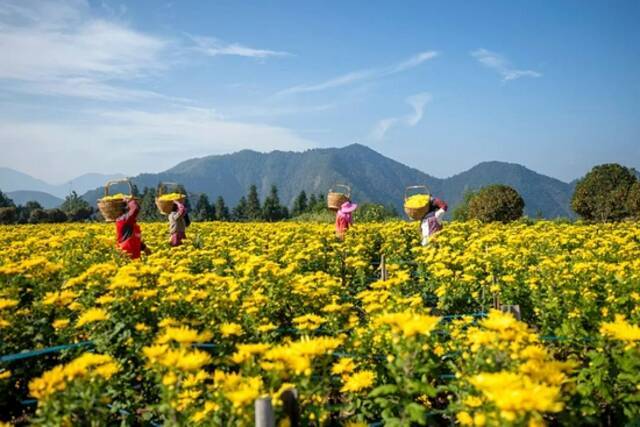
[[369, 384, 399, 398], [405, 402, 427, 424]]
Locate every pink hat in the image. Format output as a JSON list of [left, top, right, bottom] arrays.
[[340, 201, 358, 213]]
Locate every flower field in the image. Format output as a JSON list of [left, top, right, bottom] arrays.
[[1, 220, 639, 426]]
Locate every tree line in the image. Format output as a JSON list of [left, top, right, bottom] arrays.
[[0, 184, 347, 224], [1, 162, 637, 225]]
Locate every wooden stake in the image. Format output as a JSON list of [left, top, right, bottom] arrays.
[[255, 396, 275, 427]]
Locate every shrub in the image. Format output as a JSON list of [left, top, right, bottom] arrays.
[[571, 164, 637, 222], [467, 185, 524, 223], [626, 181, 640, 219]]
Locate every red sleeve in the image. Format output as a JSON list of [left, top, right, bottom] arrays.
[[123, 199, 140, 224], [432, 197, 448, 211]]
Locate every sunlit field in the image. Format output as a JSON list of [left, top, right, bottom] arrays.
[[1, 221, 639, 426]]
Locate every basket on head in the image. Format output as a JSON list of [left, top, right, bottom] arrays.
[[403, 185, 431, 220], [97, 179, 133, 222], [155, 182, 186, 215], [327, 184, 351, 211]]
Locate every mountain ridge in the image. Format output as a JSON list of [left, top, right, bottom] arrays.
[[78, 144, 579, 218]]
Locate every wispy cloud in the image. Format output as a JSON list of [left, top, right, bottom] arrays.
[[0, 0, 169, 100], [370, 92, 432, 140], [0, 0, 290, 101], [471, 48, 541, 81], [189, 35, 290, 59], [278, 51, 438, 96]]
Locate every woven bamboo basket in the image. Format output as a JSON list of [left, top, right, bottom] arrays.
[[155, 182, 186, 215], [97, 179, 133, 222], [403, 185, 431, 220], [327, 184, 351, 211]]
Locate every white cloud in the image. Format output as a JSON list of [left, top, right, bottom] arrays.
[[0, 0, 169, 100], [278, 51, 438, 96], [370, 92, 432, 140], [0, 107, 313, 182], [471, 48, 541, 81], [0, 0, 289, 101], [189, 35, 290, 59]]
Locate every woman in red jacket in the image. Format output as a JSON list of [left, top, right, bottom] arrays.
[[115, 197, 150, 259]]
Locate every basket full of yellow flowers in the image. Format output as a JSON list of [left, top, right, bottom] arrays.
[[97, 179, 134, 221], [403, 185, 431, 220], [155, 182, 186, 215]]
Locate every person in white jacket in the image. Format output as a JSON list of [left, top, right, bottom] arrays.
[[420, 197, 448, 246]]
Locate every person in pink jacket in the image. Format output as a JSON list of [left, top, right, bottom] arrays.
[[335, 201, 358, 240]]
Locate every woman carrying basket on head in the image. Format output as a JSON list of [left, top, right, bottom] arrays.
[[335, 201, 358, 240], [420, 196, 448, 246], [115, 197, 151, 259], [168, 200, 190, 247]]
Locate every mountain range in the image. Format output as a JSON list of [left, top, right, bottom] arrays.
[[76, 144, 578, 218], [7, 144, 631, 218]]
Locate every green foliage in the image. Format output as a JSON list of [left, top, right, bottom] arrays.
[[214, 196, 230, 221], [140, 187, 162, 222], [0, 206, 17, 224], [353, 203, 398, 222], [571, 164, 637, 221], [194, 194, 215, 221], [467, 184, 525, 223], [292, 190, 308, 216], [0, 189, 15, 208], [232, 196, 248, 221], [60, 191, 92, 221], [245, 185, 262, 220], [452, 189, 478, 221], [625, 181, 640, 219], [262, 185, 288, 221]]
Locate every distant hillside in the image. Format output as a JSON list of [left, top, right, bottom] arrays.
[[6, 191, 63, 209], [442, 161, 574, 218], [0, 167, 124, 198], [81, 144, 577, 218]]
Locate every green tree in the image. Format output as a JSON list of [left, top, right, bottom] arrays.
[[262, 185, 288, 221], [140, 187, 162, 221], [572, 164, 637, 221], [467, 185, 525, 223], [194, 194, 215, 221], [452, 189, 478, 222], [16, 201, 43, 223], [307, 193, 317, 212], [215, 196, 230, 221], [232, 196, 248, 221], [60, 191, 92, 221], [292, 190, 308, 217], [626, 181, 640, 219], [246, 185, 262, 220], [44, 208, 68, 223], [0, 207, 17, 224], [28, 208, 49, 224], [0, 189, 15, 208]]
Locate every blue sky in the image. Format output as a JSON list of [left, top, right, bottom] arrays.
[[0, 0, 638, 183]]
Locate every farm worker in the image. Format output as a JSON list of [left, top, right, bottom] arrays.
[[168, 200, 189, 247], [115, 197, 150, 259], [335, 201, 358, 240], [420, 197, 448, 246]]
